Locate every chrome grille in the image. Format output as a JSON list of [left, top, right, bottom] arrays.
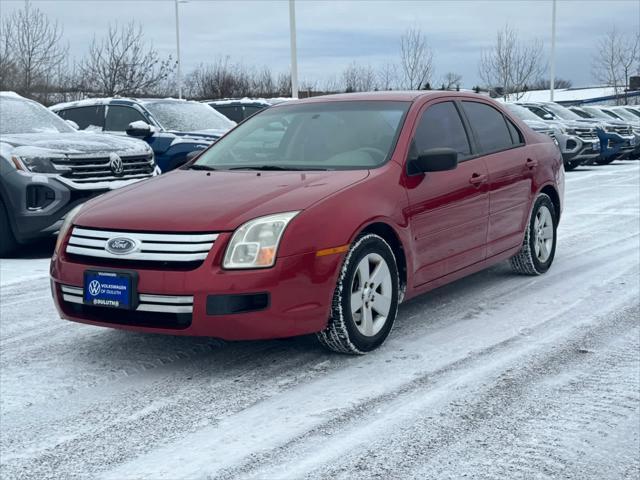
[[574, 128, 597, 139], [52, 154, 155, 183], [60, 285, 193, 313], [66, 227, 217, 262], [612, 126, 633, 135]]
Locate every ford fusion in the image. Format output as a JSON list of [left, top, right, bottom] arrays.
[[51, 92, 564, 354]]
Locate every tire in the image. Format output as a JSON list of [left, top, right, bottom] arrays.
[[595, 156, 615, 165], [0, 199, 18, 257], [510, 193, 557, 276], [317, 233, 399, 354], [563, 160, 580, 171]]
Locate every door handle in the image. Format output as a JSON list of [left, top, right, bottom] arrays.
[[526, 158, 538, 169], [469, 173, 488, 186]]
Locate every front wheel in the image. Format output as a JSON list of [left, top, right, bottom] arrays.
[[510, 193, 557, 275], [317, 234, 399, 354], [595, 156, 615, 165], [0, 199, 18, 257]]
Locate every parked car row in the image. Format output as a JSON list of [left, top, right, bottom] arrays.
[[504, 100, 637, 170]]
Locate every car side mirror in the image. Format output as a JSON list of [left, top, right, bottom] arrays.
[[126, 121, 153, 138], [65, 119, 79, 130], [408, 148, 458, 175], [543, 113, 554, 120]]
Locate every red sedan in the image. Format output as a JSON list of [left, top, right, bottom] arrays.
[[50, 92, 564, 354]]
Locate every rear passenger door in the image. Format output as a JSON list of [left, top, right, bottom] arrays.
[[405, 100, 490, 285], [460, 101, 533, 257], [56, 106, 105, 131]]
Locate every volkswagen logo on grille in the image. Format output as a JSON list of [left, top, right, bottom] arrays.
[[109, 153, 124, 176], [88, 280, 101, 296], [105, 237, 139, 255]]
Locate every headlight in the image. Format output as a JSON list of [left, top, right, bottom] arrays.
[[54, 204, 84, 254], [15, 155, 69, 174], [223, 211, 299, 269]]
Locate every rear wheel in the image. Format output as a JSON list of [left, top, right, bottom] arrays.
[[0, 199, 18, 257], [317, 234, 399, 354], [510, 193, 557, 275]]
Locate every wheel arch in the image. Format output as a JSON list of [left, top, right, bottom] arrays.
[[539, 184, 561, 223], [357, 221, 408, 302]]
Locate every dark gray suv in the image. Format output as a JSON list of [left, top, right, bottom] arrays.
[[0, 93, 158, 256]]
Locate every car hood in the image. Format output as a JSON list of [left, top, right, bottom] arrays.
[[76, 168, 370, 232], [523, 119, 552, 131], [168, 129, 229, 141], [0, 132, 149, 155]]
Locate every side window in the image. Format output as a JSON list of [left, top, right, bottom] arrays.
[[528, 105, 553, 120], [105, 105, 147, 131], [412, 101, 471, 159], [58, 106, 105, 131], [213, 105, 243, 123], [505, 117, 524, 145], [243, 105, 266, 118], [461, 101, 514, 154]]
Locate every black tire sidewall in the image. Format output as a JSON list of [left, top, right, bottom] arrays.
[[0, 199, 18, 257], [337, 235, 399, 352], [527, 195, 557, 274]]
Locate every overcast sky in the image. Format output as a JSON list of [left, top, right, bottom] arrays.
[[1, 0, 639, 89]]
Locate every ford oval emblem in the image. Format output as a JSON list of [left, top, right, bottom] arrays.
[[105, 237, 138, 255]]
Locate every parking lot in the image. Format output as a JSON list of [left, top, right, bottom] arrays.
[[0, 160, 637, 479]]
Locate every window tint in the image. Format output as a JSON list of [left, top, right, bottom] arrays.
[[413, 101, 471, 158], [462, 101, 514, 153], [212, 105, 243, 123], [105, 105, 147, 131], [505, 117, 523, 144], [58, 106, 105, 131]]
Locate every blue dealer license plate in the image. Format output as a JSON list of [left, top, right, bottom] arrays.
[[84, 270, 136, 309]]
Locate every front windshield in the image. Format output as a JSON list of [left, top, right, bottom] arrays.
[[505, 103, 543, 122], [612, 108, 639, 121], [144, 101, 236, 132], [0, 97, 74, 135], [192, 100, 410, 171], [570, 108, 593, 119], [623, 107, 640, 119], [542, 103, 584, 121], [581, 106, 616, 120], [600, 109, 623, 120]]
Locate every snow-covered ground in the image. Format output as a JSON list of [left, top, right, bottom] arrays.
[[1, 161, 639, 480]]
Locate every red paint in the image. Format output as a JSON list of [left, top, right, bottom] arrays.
[[51, 92, 564, 340]]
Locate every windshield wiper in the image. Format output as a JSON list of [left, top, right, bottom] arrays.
[[187, 164, 217, 171], [228, 165, 327, 171]]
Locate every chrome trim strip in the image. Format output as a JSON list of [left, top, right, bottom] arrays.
[[139, 294, 194, 304], [66, 245, 209, 262], [60, 285, 193, 313], [72, 228, 218, 243]]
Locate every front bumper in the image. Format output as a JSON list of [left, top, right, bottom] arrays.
[[50, 240, 343, 340], [2, 169, 155, 243], [561, 136, 600, 163]]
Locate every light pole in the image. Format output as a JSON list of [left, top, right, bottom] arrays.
[[175, 0, 183, 99], [289, 0, 299, 99], [550, 0, 557, 101]]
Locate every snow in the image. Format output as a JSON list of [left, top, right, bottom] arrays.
[[507, 85, 640, 104], [0, 91, 23, 98], [1, 161, 639, 479]]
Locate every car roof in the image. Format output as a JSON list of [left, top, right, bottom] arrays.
[[276, 90, 489, 106], [50, 97, 202, 110]]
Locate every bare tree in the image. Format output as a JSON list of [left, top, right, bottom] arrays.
[[592, 27, 640, 105], [377, 62, 398, 90], [1, 1, 68, 97], [342, 61, 376, 92], [440, 72, 463, 90], [530, 77, 572, 90], [80, 22, 174, 97], [479, 24, 545, 100], [399, 27, 434, 90]]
